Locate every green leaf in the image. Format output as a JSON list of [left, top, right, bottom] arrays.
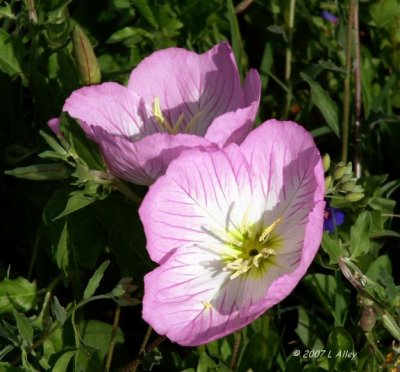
[[53, 351, 76, 372], [132, 0, 157, 28], [83, 260, 110, 300], [350, 211, 372, 258], [13, 311, 33, 347], [321, 232, 347, 264], [0, 278, 36, 315], [0, 29, 23, 78], [295, 306, 325, 350], [327, 327, 354, 370], [300, 72, 340, 138], [59, 113, 104, 171], [53, 191, 96, 220], [369, 0, 400, 28], [0, 362, 25, 371], [76, 320, 125, 371], [51, 297, 68, 325], [56, 221, 69, 274], [227, 0, 245, 75], [197, 352, 217, 372]]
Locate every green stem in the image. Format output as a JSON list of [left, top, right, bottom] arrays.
[[341, 0, 356, 163], [139, 325, 153, 354], [364, 332, 385, 363], [112, 179, 142, 205], [105, 305, 121, 372]]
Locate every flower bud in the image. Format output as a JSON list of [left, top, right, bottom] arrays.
[[360, 306, 376, 332], [5, 163, 71, 180], [325, 175, 332, 192], [333, 162, 346, 180], [381, 313, 400, 341], [345, 192, 364, 202], [340, 180, 357, 192], [323, 154, 331, 172], [72, 24, 101, 85]]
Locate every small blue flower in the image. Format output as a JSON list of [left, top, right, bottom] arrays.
[[324, 204, 345, 233], [321, 10, 339, 25]]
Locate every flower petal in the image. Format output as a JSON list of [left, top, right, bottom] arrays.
[[128, 43, 255, 136], [63, 82, 158, 140], [143, 245, 266, 346], [90, 128, 214, 185], [139, 145, 254, 263]]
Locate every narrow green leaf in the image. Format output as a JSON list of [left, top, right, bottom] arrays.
[[13, 311, 33, 347], [56, 222, 69, 273], [83, 260, 110, 300], [371, 73, 398, 112], [132, 0, 157, 28], [226, 0, 244, 76], [301, 72, 340, 138], [0, 278, 36, 315], [53, 351, 76, 372]]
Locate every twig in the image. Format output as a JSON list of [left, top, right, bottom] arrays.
[[121, 335, 167, 372], [341, 0, 356, 163], [353, 0, 362, 177], [139, 326, 153, 354], [105, 305, 121, 372], [230, 331, 242, 371]]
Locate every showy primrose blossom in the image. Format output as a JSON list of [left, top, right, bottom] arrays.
[[139, 120, 325, 346], [52, 43, 260, 185]]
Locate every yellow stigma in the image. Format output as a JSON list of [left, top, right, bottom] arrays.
[[152, 97, 202, 134], [222, 217, 284, 280]]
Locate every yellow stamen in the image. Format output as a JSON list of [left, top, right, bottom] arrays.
[[184, 111, 203, 133], [202, 301, 213, 310], [152, 97, 174, 132], [259, 217, 283, 243]]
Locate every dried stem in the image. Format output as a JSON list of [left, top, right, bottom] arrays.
[[122, 334, 166, 372], [230, 331, 242, 371], [353, 0, 362, 177], [341, 0, 356, 163], [283, 0, 296, 118]]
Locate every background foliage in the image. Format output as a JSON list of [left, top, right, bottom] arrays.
[[1, 0, 400, 371]]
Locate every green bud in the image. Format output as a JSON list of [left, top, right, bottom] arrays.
[[360, 306, 376, 332], [340, 174, 355, 183], [323, 154, 331, 172], [351, 185, 364, 193], [333, 162, 346, 180], [325, 175, 332, 192], [72, 24, 101, 85], [344, 162, 353, 175], [381, 312, 400, 341], [340, 180, 357, 192], [345, 192, 364, 202], [5, 163, 71, 181]]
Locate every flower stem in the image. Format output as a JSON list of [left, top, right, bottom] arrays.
[[341, 0, 356, 163], [230, 331, 242, 371], [105, 304, 121, 372], [365, 332, 385, 363], [112, 179, 142, 205], [353, 0, 362, 177]]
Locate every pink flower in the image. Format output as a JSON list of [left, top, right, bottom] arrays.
[[139, 120, 325, 346], [56, 43, 260, 185]]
